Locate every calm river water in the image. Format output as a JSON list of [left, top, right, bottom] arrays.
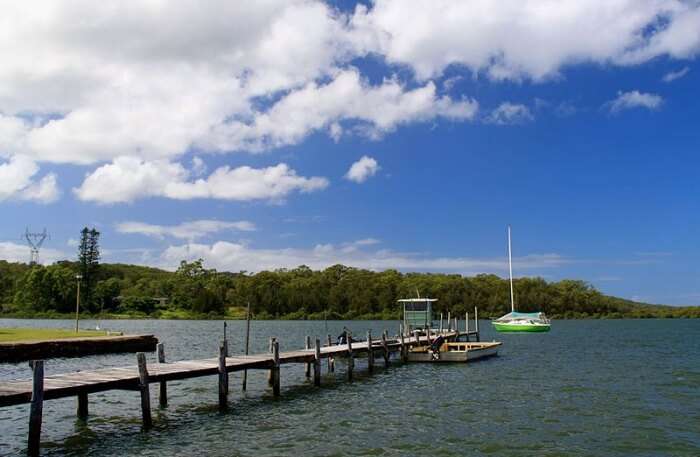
[[1, 318, 699, 456]]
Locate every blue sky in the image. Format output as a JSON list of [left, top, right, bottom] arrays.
[[1, 1, 699, 305]]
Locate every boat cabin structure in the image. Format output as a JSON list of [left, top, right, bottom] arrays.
[[398, 298, 437, 332]]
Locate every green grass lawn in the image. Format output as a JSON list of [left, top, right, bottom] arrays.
[[0, 328, 108, 343]]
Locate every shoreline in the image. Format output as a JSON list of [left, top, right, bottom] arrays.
[[1, 313, 697, 321]]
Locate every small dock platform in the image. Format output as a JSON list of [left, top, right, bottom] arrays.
[[0, 334, 158, 363]]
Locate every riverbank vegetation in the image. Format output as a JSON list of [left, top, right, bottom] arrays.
[[1, 259, 698, 320]]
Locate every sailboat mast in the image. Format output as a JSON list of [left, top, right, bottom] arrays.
[[508, 225, 515, 313]]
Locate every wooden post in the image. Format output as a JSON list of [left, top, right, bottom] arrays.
[[77, 392, 88, 420], [272, 340, 280, 397], [366, 330, 374, 373], [454, 317, 458, 335], [136, 352, 152, 429], [381, 331, 389, 367], [305, 335, 311, 378], [447, 312, 451, 331], [327, 334, 334, 372], [347, 331, 354, 381], [218, 341, 228, 411], [475, 306, 480, 341], [27, 360, 44, 457], [157, 342, 167, 407], [399, 330, 407, 362], [267, 337, 276, 386], [439, 313, 443, 332], [313, 338, 321, 387], [242, 301, 251, 391], [465, 311, 470, 342]]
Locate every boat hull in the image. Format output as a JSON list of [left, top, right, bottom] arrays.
[[406, 342, 501, 363], [492, 322, 550, 332]]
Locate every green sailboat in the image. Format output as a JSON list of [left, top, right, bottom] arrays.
[[492, 225, 551, 333]]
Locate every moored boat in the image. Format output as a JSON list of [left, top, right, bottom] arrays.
[[406, 340, 502, 362], [493, 225, 552, 333]]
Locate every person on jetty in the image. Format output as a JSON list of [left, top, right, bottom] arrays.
[[337, 327, 352, 345]]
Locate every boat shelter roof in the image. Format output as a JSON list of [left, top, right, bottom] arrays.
[[397, 298, 438, 302]]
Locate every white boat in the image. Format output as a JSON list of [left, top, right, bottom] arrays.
[[406, 340, 502, 363]]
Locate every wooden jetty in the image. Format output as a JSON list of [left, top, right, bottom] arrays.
[[1, 323, 483, 455], [0, 334, 158, 363]]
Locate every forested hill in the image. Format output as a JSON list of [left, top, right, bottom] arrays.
[[1, 259, 698, 319]]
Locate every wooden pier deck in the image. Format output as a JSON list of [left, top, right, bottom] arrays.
[[0, 332, 459, 407], [1, 326, 481, 455]]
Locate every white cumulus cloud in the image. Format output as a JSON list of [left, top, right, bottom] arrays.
[[116, 220, 256, 241], [200, 69, 478, 153], [155, 239, 569, 275], [352, 0, 700, 81], [345, 156, 380, 183], [0, 0, 699, 201], [662, 67, 690, 82], [0, 155, 60, 203], [0, 241, 66, 264], [607, 91, 664, 113], [485, 103, 534, 125], [73, 157, 328, 204]]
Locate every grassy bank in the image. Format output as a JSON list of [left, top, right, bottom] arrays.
[[0, 328, 108, 343]]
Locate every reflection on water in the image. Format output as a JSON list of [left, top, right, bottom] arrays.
[[0, 318, 699, 456]]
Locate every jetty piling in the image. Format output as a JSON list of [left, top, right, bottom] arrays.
[[313, 338, 321, 387], [27, 360, 43, 457], [77, 392, 88, 420], [272, 341, 281, 397], [347, 332, 354, 381], [381, 331, 390, 367], [305, 336, 311, 378], [242, 303, 251, 391], [267, 337, 276, 386], [475, 307, 480, 341], [326, 334, 334, 372], [136, 352, 152, 429], [367, 330, 374, 373], [157, 342, 167, 407]]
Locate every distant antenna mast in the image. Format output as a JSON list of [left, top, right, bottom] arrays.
[[24, 228, 49, 265]]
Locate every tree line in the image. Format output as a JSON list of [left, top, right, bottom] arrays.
[[1, 259, 698, 319]]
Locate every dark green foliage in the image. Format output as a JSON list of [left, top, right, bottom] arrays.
[[0, 258, 698, 319], [78, 227, 100, 313]]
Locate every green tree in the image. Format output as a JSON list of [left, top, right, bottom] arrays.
[[78, 227, 101, 313]]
